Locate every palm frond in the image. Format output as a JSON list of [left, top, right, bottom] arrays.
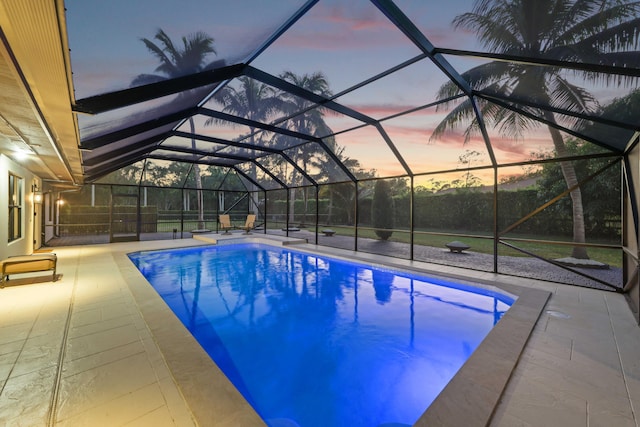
[[140, 36, 178, 77], [153, 29, 181, 74], [560, 1, 640, 46], [138, 28, 217, 80], [436, 61, 512, 104], [130, 73, 165, 87], [462, 61, 514, 90], [430, 97, 477, 142], [453, 10, 522, 52], [181, 32, 216, 74], [493, 103, 536, 139], [550, 74, 599, 118]]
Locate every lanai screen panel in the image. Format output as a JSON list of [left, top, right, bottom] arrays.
[[334, 57, 460, 121], [460, 60, 640, 152], [81, 124, 178, 174], [281, 142, 349, 184], [181, 162, 240, 190], [64, 0, 640, 189], [280, 108, 366, 139], [150, 150, 202, 163], [215, 146, 271, 161], [392, 0, 480, 50], [202, 76, 322, 126], [252, 0, 425, 96], [76, 86, 217, 141], [139, 159, 191, 188], [82, 124, 176, 159], [479, 107, 621, 166], [332, 125, 408, 178], [382, 107, 494, 175], [399, 0, 640, 73], [235, 163, 284, 191], [201, 167, 234, 190], [179, 114, 262, 146], [65, 0, 312, 181], [256, 131, 319, 152], [65, 0, 310, 98], [254, 152, 315, 188], [94, 161, 146, 186], [159, 135, 229, 154]]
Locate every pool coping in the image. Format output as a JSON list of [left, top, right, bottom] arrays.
[[116, 237, 550, 427]]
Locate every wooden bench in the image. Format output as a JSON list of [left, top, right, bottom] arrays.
[[1, 253, 57, 287]]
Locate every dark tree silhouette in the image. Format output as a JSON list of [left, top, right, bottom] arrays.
[[372, 179, 394, 240], [433, 0, 640, 259], [133, 29, 220, 230]]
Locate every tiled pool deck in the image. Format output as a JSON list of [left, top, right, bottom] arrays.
[[0, 235, 638, 426]]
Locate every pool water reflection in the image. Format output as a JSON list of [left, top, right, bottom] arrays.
[[129, 243, 513, 427]]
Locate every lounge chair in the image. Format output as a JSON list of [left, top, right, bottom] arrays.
[[219, 214, 234, 234], [239, 214, 256, 234], [1, 253, 57, 287]]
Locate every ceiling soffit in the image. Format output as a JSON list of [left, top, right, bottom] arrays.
[[0, 1, 81, 184]]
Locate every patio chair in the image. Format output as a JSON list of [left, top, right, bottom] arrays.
[[219, 214, 234, 234], [239, 214, 256, 234]]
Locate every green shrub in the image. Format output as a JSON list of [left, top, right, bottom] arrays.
[[372, 180, 394, 240]]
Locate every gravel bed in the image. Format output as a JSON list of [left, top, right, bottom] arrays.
[[283, 230, 623, 291]]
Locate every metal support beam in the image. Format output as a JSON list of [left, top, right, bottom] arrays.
[[254, 162, 288, 189], [371, 0, 473, 96], [73, 64, 246, 114], [232, 167, 265, 192], [80, 107, 199, 150], [199, 107, 324, 142], [410, 175, 414, 260], [244, 66, 377, 124], [471, 96, 498, 168], [82, 133, 170, 167], [435, 46, 640, 79], [172, 130, 281, 154], [375, 123, 412, 176], [279, 151, 318, 187]]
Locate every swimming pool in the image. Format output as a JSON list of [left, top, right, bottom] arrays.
[[128, 243, 514, 427]]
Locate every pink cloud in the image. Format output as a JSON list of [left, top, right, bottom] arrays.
[[483, 136, 527, 156], [384, 124, 432, 140], [273, 2, 411, 52], [352, 104, 426, 118], [322, 3, 396, 32]]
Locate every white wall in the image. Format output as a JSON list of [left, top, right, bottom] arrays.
[[0, 154, 40, 260]]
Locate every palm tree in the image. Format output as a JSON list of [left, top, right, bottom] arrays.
[[210, 76, 283, 134], [433, 0, 640, 259], [314, 139, 373, 225], [207, 76, 282, 215], [278, 71, 334, 225], [133, 29, 220, 230]]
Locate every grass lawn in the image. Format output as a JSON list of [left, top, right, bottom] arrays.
[[313, 225, 622, 268], [161, 220, 622, 268]]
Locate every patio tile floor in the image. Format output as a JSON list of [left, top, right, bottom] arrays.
[[0, 236, 638, 426]]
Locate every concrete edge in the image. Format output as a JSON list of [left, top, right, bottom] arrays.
[[114, 245, 266, 427], [414, 287, 550, 426], [115, 237, 551, 427]]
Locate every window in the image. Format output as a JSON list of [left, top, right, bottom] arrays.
[[8, 173, 22, 242]]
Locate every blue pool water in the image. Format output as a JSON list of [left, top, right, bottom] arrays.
[[128, 243, 513, 427]]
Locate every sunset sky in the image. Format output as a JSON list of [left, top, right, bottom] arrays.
[[65, 0, 620, 187]]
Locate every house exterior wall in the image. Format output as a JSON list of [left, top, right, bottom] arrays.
[[0, 154, 39, 260]]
